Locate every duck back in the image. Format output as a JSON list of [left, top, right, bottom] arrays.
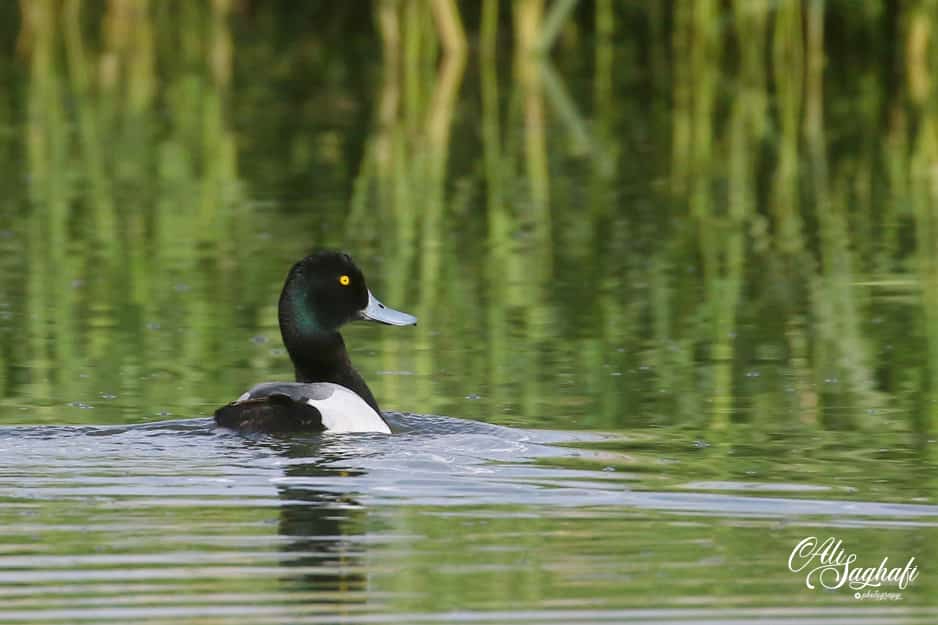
[[214, 382, 390, 434]]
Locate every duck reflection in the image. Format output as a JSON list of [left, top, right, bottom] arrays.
[[271, 437, 370, 602]]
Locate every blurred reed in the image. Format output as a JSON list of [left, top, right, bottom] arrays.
[[0, 0, 935, 438]]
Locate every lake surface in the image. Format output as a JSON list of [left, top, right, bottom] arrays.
[[2, 418, 937, 623], [1, 2, 938, 623]]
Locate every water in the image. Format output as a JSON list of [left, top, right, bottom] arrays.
[[2, 2, 938, 623], [1, 418, 937, 623]]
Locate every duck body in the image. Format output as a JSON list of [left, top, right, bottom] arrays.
[[214, 251, 415, 434], [214, 382, 390, 434]]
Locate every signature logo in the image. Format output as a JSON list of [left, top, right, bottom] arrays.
[[788, 536, 919, 598]]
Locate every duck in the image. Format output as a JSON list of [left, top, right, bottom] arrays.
[[214, 251, 416, 433]]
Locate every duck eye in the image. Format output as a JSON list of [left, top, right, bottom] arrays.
[[338, 275, 351, 286]]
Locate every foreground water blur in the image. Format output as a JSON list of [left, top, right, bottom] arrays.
[[1, 418, 937, 623], [1, 1, 938, 623]]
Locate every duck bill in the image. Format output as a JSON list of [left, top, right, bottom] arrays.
[[358, 290, 417, 326]]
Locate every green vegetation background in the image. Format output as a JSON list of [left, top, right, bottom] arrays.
[[0, 0, 936, 434]]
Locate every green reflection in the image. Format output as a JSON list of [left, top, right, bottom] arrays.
[[0, 1, 935, 440]]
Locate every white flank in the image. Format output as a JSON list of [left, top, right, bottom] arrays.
[[307, 385, 391, 434]]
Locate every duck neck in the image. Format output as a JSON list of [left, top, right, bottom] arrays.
[[278, 293, 381, 413], [284, 329, 349, 383], [282, 330, 381, 413], [279, 280, 345, 381]]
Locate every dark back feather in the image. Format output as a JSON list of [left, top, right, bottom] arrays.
[[214, 394, 324, 433]]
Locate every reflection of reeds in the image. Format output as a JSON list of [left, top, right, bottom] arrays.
[[481, 0, 512, 413], [1, 2, 936, 436], [907, 17, 938, 431], [918, 187, 938, 431], [6, 0, 243, 422], [360, 0, 468, 415]]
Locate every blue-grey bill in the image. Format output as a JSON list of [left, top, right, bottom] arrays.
[[359, 290, 417, 326]]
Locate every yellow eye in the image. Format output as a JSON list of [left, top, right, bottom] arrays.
[[339, 275, 350, 286]]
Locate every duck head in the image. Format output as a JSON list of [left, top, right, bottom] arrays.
[[279, 251, 416, 338]]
